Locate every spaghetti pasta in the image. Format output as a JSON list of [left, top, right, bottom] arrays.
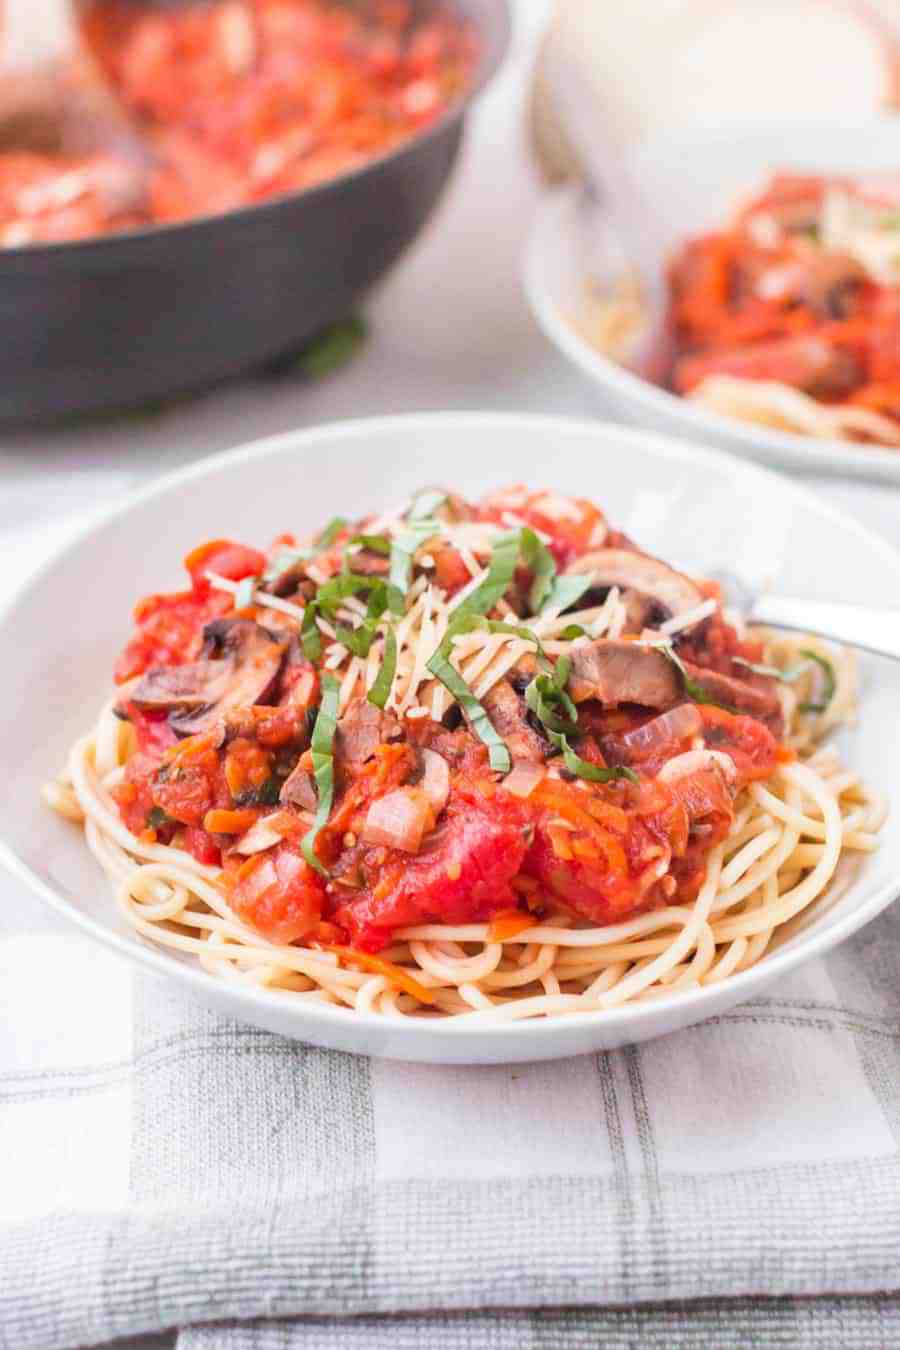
[[43, 488, 885, 1022]]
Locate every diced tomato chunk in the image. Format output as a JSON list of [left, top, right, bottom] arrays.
[[699, 706, 779, 783], [333, 783, 530, 951], [231, 841, 325, 945]]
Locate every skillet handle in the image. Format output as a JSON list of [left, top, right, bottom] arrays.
[[750, 595, 900, 662]]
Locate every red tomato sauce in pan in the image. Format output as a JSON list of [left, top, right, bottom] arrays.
[[0, 0, 477, 246]]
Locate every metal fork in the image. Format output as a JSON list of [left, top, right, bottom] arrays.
[[713, 571, 900, 662]]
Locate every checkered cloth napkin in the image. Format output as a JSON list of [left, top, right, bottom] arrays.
[[2, 889, 900, 1350]]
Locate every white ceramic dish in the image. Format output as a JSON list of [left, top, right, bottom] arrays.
[[1, 412, 898, 1063], [525, 121, 900, 484]]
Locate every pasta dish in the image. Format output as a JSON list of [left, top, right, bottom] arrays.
[[669, 173, 900, 446], [44, 485, 885, 1021]]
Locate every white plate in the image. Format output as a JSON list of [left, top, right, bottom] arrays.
[[1, 412, 898, 1063], [525, 121, 900, 484]]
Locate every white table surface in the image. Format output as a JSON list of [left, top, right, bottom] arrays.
[[2, 4, 898, 1347]]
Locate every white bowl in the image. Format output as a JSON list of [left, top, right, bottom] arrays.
[[525, 121, 900, 484], [1, 412, 898, 1063]]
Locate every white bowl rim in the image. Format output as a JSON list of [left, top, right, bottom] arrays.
[[524, 178, 900, 476], [3, 409, 899, 1043]]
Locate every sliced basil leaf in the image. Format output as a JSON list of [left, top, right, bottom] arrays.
[[367, 627, 397, 710], [542, 573, 593, 617], [334, 588, 388, 658], [388, 520, 439, 616], [650, 639, 734, 710], [295, 316, 366, 379], [733, 656, 806, 682], [344, 533, 391, 557], [301, 674, 340, 877], [519, 526, 556, 612], [462, 530, 520, 617], [263, 516, 348, 585], [234, 576, 258, 611], [558, 623, 588, 640], [426, 615, 510, 772], [799, 650, 836, 714], [550, 732, 638, 784], [301, 602, 323, 663], [524, 652, 578, 737]]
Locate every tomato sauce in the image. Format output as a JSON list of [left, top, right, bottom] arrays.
[[0, 0, 477, 247], [110, 493, 788, 956]]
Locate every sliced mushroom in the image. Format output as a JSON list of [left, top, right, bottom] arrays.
[[279, 759, 317, 812], [564, 548, 702, 632], [130, 660, 232, 712], [136, 618, 288, 737], [335, 698, 403, 771], [682, 662, 784, 737], [567, 639, 681, 709], [480, 678, 548, 762]]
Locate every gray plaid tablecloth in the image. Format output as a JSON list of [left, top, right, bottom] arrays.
[[2, 889, 900, 1350]]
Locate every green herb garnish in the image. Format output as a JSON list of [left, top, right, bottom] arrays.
[[463, 530, 521, 616], [426, 615, 514, 772], [301, 674, 340, 877], [553, 734, 638, 784], [651, 639, 733, 710], [294, 315, 368, 380], [388, 520, 439, 616], [367, 627, 397, 710], [263, 516, 348, 586], [733, 652, 835, 713], [542, 574, 593, 616], [146, 806, 174, 830], [798, 650, 836, 714]]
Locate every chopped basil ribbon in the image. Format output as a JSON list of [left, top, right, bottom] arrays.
[[263, 515, 348, 585], [334, 588, 388, 658], [798, 650, 836, 714], [524, 655, 578, 736], [408, 489, 447, 521], [650, 639, 733, 710], [523, 654, 637, 784], [301, 674, 340, 877], [734, 652, 835, 714], [301, 571, 393, 663], [519, 526, 556, 612], [426, 614, 519, 772], [344, 534, 391, 558], [463, 530, 521, 616], [234, 576, 258, 611], [542, 574, 593, 616], [552, 734, 638, 785], [367, 627, 397, 710], [557, 623, 588, 641], [388, 519, 440, 616]]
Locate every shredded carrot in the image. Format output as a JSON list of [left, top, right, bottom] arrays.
[[163, 730, 218, 764], [488, 911, 540, 942], [204, 807, 259, 834], [775, 745, 797, 764], [321, 944, 437, 1005]]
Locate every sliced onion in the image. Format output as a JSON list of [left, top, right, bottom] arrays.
[[503, 760, 546, 799], [362, 788, 434, 854], [620, 703, 702, 757], [234, 813, 287, 856], [658, 748, 737, 785], [420, 748, 450, 814]]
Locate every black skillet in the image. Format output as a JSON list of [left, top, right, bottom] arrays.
[[0, 0, 510, 423]]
